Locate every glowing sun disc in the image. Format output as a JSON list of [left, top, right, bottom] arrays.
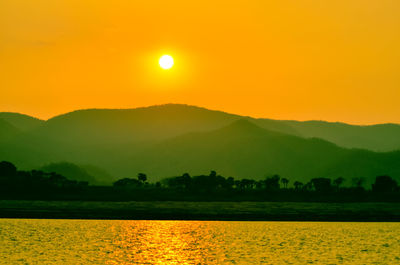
[[159, 55, 174, 69]]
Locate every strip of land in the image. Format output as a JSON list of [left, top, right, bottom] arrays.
[[1, 200, 400, 221]]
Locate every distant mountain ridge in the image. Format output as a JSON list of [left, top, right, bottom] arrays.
[[32, 104, 239, 145], [1, 104, 400, 185], [281, 120, 400, 152], [3, 104, 400, 150], [128, 119, 400, 186], [0, 112, 44, 131]]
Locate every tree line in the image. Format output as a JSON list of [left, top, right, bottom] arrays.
[[1, 161, 399, 201], [113, 170, 399, 193], [0, 161, 88, 199]]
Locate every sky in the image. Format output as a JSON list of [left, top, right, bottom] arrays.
[[1, 0, 399, 124]]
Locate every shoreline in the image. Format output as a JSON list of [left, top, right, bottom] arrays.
[[1, 200, 400, 222]]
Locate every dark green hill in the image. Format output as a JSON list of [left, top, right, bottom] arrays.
[[32, 104, 400, 151], [33, 104, 240, 145], [283, 120, 400, 152], [0, 104, 399, 185], [0, 112, 44, 131], [128, 119, 400, 185], [2, 104, 399, 151], [0, 119, 19, 142], [40, 162, 107, 185]]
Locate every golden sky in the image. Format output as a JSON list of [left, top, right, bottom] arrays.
[[1, 0, 399, 124]]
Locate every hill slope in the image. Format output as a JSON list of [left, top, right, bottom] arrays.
[[283, 120, 400, 152], [1, 104, 400, 151], [0, 104, 400, 185], [0, 119, 20, 142], [127, 119, 400, 185], [32, 104, 240, 145], [0, 112, 44, 131]]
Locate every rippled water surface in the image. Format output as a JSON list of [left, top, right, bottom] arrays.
[[1, 219, 400, 264]]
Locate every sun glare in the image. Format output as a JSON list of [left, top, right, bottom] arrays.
[[159, 55, 174, 70]]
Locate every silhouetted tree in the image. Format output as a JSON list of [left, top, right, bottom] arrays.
[[281, 178, 289, 189], [255, 180, 263, 189], [138, 173, 147, 183], [4, 160, 400, 202], [113, 178, 141, 188], [190, 171, 226, 192], [352, 177, 365, 188], [234, 180, 241, 189], [0, 161, 17, 179], [31, 170, 46, 179], [310, 178, 332, 192], [180, 173, 191, 189], [264, 174, 280, 191], [239, 179, 255, 190], [294, 181, 303, 190], [48, 172, 69, 188], [333, 177, 345, 190], [224, 177, 235, 190], [372, 175, 398, 193], [165, 173, 192, 189], [303, 182, 313, 191]]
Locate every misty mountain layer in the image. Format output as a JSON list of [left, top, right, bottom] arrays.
[[1, 104, 399, 185]]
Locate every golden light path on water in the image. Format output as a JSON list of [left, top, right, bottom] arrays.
[[1, 219, 400, 264]]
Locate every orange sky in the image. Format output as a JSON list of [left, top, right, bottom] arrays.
[[1, 0, 399, 124]]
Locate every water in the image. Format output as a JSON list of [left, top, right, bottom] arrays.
[[1, 219, 400, 264]]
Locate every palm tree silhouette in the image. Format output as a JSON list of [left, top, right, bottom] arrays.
[[281, 178, 289, 189]]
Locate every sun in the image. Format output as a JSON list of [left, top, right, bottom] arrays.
[[159, 55, 174, 70]]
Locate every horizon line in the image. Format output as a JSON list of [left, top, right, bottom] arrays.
[[1, 103, 399, 127]]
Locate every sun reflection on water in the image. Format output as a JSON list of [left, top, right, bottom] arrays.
[[1, 219, 400, 264], [103, 221, 224, 264]]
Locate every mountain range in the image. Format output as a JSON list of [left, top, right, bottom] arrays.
[[1, 104, 399, 186]]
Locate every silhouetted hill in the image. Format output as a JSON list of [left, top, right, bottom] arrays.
[[128, 119, 400, 185], [40, 162, 103, 185], [0, 104, 400, 185], [0, 112, 44, 131], [0, 119, 19, 142], [32, 104, 400, 151], [1, 104, 400, 150], [33, 104, 240, 145], [283, 120, 400, 152]]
